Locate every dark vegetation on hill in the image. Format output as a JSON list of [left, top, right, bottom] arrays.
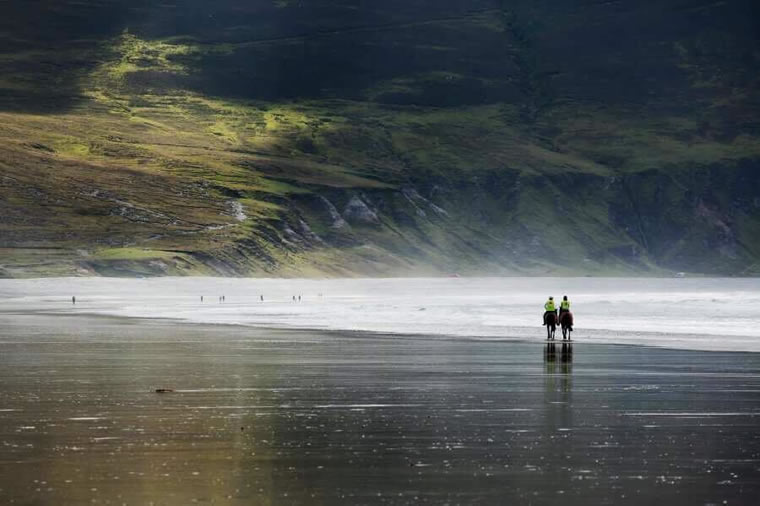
[[1, 0, 759, 277]]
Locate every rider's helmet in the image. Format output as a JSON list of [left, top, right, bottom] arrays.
[[549, 296, 553, 300], [563, 295, 567, 300]]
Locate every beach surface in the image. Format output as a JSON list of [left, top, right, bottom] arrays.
[[1, 313, 759, 505]]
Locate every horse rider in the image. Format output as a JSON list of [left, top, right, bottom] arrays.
[[559, 295, 573, 330], [543, 296, 556, 325]]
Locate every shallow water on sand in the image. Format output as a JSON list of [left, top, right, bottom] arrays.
[[1, 315, 759, 505]]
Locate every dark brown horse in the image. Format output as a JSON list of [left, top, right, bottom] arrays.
[[545, 312, 557, 340], [560, 311, 574, 340]]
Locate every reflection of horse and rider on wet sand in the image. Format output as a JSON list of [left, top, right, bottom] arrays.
[[543, 295, 573, 341], [544, 340, 573, 368], [543, 295, 574, 368]]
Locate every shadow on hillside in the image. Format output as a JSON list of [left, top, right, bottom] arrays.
[[0, 0, 151, 113], [1, 0, 758, 114], [0, 0, 516, 113]]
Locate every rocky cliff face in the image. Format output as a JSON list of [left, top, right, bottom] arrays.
[[0, 0, 758, 277]]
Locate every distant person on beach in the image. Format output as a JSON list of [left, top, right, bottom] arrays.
[[543, 296, 556, 325], [201, 296, 204, 303], [260, 295, 263, 302], [72, 296, 76, 305], [298, 295, 301, 302]]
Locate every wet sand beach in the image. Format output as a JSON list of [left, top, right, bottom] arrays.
[[1, 314, 759, 505]]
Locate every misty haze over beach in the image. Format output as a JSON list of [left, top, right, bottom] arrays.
[[2, 277, 759, 352]]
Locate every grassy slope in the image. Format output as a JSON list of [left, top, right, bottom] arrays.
[[1, 0, 759, 277]]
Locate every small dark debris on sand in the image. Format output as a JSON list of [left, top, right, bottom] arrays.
[[155, 388, 174, 393]]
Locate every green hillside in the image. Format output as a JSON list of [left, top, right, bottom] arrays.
[[1, 0, 759, 277]]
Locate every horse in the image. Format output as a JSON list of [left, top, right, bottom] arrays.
[[545, 311, 557, 340], [560, 311, 573, 340]]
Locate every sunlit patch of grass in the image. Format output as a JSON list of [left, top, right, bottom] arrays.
[[238, 197, 282, 216], [94, 247, 178, 260], [127, 115, 177, 132], [96, 32, 197, 82], [54, 140, 90, 158], [262, 107, 314, 133], [208, 119, 239, 144]]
